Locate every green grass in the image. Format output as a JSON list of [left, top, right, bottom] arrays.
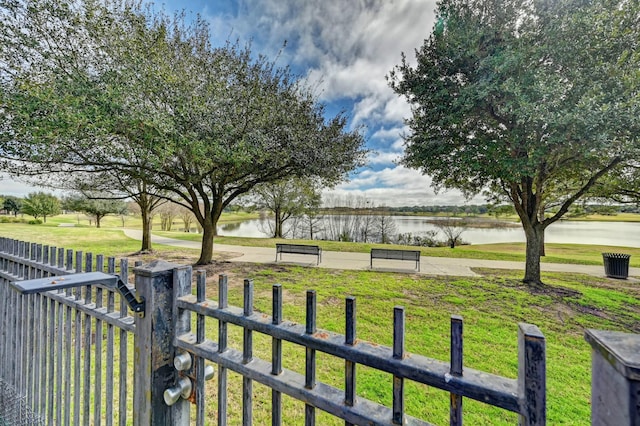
[[193, 263, 640, 425], [0, 221, 199, 258], [468, 212, 640, 223], [566, 212, 640, 222], [454, 242, 640, 267], [1, 219, 639, 424]]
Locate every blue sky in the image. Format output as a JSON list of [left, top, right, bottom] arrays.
[[2, 0, 484, 206]]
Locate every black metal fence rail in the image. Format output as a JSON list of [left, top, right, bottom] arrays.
[[173, 268, 546, 426], [0, 238, 135, 426]]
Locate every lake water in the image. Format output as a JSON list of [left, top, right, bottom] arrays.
[[217, 216, 640, 248]]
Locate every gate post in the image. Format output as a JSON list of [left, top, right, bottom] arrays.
[[585, 329, 640, 426], [133, 260, 190, 426], [518, 323, 546, 425]]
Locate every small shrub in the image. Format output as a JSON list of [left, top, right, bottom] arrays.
[[395, 231, 445, 247], [2, 216, 28, 223], [27, 219, 43, 225]]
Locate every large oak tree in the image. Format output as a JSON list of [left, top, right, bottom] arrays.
[[0, 0, 366, 264], [389, 0, 640, 284]]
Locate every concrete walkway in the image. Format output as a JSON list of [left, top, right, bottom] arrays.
[[123, 229, 640, 279]]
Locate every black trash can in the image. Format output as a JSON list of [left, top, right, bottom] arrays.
[[602, 253, 631, 279]]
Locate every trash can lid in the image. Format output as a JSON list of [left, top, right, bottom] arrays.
[[602, 252, 631, 259]]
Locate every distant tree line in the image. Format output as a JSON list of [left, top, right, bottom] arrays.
[[0, 192, 128, 226], [386, 205, 490, 215], [318, 203, 640, 217]]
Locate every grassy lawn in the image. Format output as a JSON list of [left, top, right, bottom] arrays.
[[471, 212, 640, 223], [0, 221, 189, 258], [1, 219, 639, 424], [192, 262, 640, 425], [564, 212, 640, 222]]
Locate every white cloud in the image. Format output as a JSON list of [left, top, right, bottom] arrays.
[[382, 94, 412, 123], [328, 166, 487, 207], [206, 1, 436, 98], [371, 126, 403, 140], [367, 151, 401, 166], [323, 186, 485, 208], [187, 1, 481, 206], [351, 95, 384, 126], [392, 138, 406, 151]]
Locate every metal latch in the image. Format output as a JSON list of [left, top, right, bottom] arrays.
[[10, 271, 146, 317]]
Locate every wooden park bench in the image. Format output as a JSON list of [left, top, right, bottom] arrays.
[[370, 248, 421, 271], [275, 243, 322, 265]]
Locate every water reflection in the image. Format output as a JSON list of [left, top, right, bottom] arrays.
[[220, 222, 242, 232], [217, 216, 640, 247]]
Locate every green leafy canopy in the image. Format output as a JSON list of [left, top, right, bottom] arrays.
[[0, 0, 367, 263]]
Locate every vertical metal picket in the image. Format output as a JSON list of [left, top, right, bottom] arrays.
[[392, 306, 405, 425], [450, 315, 463, 426], [243, 279, 254, 426], [195, 270, 207, 426], [272, 284, 283, 426], [345, 296, 357, 426], [118, 258, 128, 426], [305, 290, 317, 426], [218, 274, 229, 426]]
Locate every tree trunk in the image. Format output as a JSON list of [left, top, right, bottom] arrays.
[[539, 231, 546, 257], [273, 207, 282, 238], [196, 203, 223, 264], [523, 224, 544, 284], [141, 209, 153, 252], [197, 221, 215, 264]]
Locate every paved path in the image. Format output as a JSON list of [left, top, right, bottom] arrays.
[[123, 229, 640, 279]]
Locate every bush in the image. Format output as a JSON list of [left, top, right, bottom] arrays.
[[27, 219, 43, 225], [0, 216, 27, 223], [395, 231, 445, 247]]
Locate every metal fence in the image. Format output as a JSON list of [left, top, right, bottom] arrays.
[[0, 238, 135, 425], [172, 268, 546, 426], [0, 237, 547, 425]]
